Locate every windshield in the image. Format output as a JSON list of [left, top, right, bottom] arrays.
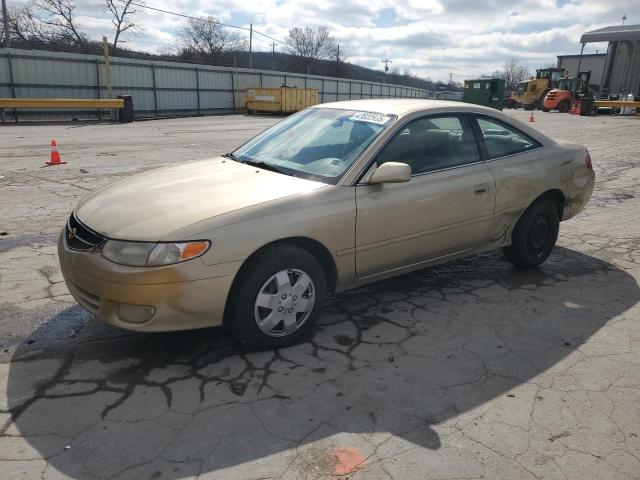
[[232, 108, 396, 184]]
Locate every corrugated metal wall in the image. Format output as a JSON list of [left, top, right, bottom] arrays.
[[557, 54, 607, 87], [597, 41, 640, 96], [0, 48, 434, 121], [608, 40, 640, 95]]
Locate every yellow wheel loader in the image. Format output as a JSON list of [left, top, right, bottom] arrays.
[[511, 68, 567, 110]]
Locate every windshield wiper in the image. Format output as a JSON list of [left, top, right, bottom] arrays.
[[224, 153, 295, 177], [241, 159, 296, 177], [222, 152, 240, 162]]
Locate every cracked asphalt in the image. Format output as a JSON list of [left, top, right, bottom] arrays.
[[1, 110, 640, 480]]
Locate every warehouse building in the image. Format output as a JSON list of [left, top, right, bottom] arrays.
[[557, 53, 606, 86], [575, 24, 640, 97]]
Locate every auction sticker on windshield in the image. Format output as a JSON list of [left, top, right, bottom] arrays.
[[349, 112, 392, 125]]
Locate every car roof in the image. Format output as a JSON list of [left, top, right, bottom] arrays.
[[312, 98, 501, 117], [311, 98, 552, 147]]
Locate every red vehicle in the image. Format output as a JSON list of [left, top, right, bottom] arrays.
[[543, 72, 592, 113]]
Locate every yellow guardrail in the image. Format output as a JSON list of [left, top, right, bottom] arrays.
[[593, 100, 640, 109], [0, 98, 124, 109]]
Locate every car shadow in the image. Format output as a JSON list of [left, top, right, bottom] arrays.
[[5, 247, 639, 479]]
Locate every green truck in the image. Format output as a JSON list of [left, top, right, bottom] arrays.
[[462, 78, 505, 110]]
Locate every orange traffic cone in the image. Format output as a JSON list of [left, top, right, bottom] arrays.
[[46, 139, 66, 166], [528, 112, 536, 123]]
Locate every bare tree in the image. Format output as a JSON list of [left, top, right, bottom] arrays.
[[388, 65, 401, 76], [34, 0, 86, 48], [175, 16, 246, 59], [105, 0, 142, 53], [285, 26, 337, 70], [492, 58, 531, 91], [1, 2, 47, 46]]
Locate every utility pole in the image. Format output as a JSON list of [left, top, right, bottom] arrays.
[[381, 59, 392, 84], [337, 44, 340, 63], [102, 36, 113, 99], [270, 41, 276, 70], [622, 14, 627, 25], [449, 72, 453, 87], [2, 0, 11, 48], [249, 23, 253, 69]]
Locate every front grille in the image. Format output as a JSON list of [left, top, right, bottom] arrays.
[[65, 214, 105, 251]]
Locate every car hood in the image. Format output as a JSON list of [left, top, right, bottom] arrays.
[[75, 157, 326, 240]]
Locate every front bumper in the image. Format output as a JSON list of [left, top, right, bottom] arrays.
[[58, 230, 242, 332]]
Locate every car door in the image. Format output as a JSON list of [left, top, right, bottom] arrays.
[[355, 115, 496, 278], [471, 115, 550, 225]]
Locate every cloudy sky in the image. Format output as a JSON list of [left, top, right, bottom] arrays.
[[13, 0, 638, 82]]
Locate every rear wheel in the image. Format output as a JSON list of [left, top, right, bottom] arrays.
[[503, 199, 560, 269], [558, 100, 570, 113], [228, 245, 327, 349]]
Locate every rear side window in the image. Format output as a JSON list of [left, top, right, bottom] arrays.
[[476, 117, 540, 159], [375, 115, 480, 175]]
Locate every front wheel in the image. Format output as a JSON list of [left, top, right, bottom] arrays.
[[558, 100, 570, 113], [503, 199, 560, 269], [227, 245, 327, 349]]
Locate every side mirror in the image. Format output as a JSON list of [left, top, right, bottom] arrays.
[[367, 162, 411, 184]]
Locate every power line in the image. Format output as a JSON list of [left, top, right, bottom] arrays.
[[116, 0, 288, 46], [113, 0, 416, 80]]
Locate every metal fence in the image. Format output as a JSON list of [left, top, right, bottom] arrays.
[[0, 48, 434, 121]]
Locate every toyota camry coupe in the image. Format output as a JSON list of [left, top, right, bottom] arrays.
[[59, 99, 595, 348]]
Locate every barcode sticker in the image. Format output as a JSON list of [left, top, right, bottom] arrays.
[[349, 112, 392, 125]]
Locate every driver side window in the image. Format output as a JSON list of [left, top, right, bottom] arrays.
[[375, 116, 480, 175]]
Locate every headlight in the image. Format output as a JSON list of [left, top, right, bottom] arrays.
[[101, 240, 210, 266]]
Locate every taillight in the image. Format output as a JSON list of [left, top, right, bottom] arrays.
[[585, 151, 592, 170]]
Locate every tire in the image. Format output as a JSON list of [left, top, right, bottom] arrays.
[[523, 104, 535, 111], [542, 107, 550, 112], [558, 100, 570, 113], [536, 91, 550, 110], [227, 245, 327, 349], [503, 198, 560, 269]]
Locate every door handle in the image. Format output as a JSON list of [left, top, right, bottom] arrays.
[[474, 183, 491, 195]]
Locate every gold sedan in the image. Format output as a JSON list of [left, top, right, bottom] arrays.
[[59, 100, 595, 348]]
